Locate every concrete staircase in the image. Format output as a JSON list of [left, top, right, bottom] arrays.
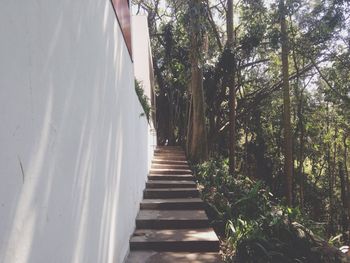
[[126, 146, 222, 262]]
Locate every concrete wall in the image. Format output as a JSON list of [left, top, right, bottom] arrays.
[[0, 1, 153, 262], [132, 15, 157, 170], [132, 16, 154, 101]]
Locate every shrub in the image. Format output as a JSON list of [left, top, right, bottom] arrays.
[[193, 158, 346, 263], [135, 79, 152, 123]]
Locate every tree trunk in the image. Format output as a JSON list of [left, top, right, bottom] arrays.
[[187, 0, 208, 162], [327, 148, 334, 235], [280, 0, 293, 206], [326, 104, 335, 235], [186, 92, 193, 154], [298, 106, 305, 208], [227, 0, 236, 175], [331, 126, 338, 233], [291, 36, 304, 208], [168, 92, 176, 145], [297, 86, 305, 209], [339, 161, 349, 243], [343, 134, 350, 242], [244, 117, 249, 176]]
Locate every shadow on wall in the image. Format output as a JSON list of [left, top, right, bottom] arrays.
[[0, 0, 149, 262]]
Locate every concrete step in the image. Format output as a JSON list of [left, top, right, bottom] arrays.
[[140, 198, 205, 210], [154, 150, 185, 153], [153, 155, 186, 160], [149, 168, 192, 175], [130, 228, 220, 252], [148, 174, 194, 181], [126, 251, 223, 263], [136, 210, 209, 229], [151, 164, 190, 170], [154, 149, 186, 155], [154, 148, 185, 154], [152, 159, 189, 165], [154, 154, 186, 158], [146, 180, 196, 189], [156, 146, 183, 150], [153, 155, 187, 160], [128, 146, 221, 260], [153, 158, 187, 162], [144, 188, 199, 199]]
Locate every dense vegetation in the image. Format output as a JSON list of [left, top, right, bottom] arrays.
[[195, 159, 348, 262], [132, 0, 350, 261]]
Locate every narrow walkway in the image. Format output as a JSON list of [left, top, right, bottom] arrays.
[[126, 146, 222, 262]]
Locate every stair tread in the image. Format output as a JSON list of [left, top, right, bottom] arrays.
[[152, 163, 189, 166], [144, 188, 199, 199], [154, 151, 185, 154], [126, 251, 223, 263], [141, 198, 203, 204], [146, 181, 196, 188], [145, 188, 198, 192], [147, 180, 196, 185], [131, 228, 219, 243], [153, 158, 187, 161], [137, 210, 208, 221], [156, 146, 183, 148], [149, 174, 194, 177], [140, 198, 205, 210], [152, 159, 189, 164], [150, 168, 192, 174], [153, 157, 187, 159], [146, 183, 196, 189], [148, 175, 194, 180], [151, 165, 190, 169]]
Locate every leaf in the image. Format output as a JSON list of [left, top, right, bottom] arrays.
[[328, 233, 342, 243]]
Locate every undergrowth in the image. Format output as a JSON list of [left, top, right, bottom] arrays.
[[193, 158, 349, 263]]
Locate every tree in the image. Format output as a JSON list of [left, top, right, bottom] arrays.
[[227, 0, 236, 175], [186, 0, 209, 162], [279, 0, 293, 206]]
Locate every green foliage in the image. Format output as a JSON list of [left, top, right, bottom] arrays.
[[239, 0, 267, 54], [185, 0, 209, 64], [134, 79, 152, 123], [193, 158, 347, 263]]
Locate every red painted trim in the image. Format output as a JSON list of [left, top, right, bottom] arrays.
[[111, 0, 132, 59]]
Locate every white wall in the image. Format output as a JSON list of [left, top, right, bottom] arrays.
[[132, 16, 153, 101], [132, 16, 157, 170], [0, 1, 153, 262]]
